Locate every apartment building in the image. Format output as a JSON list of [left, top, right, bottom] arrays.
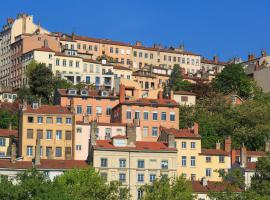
[[201, 56, 227, 74], [0, 128, 18, 157], [0, 85, 17, 102], [173, 91, 196, 106], [90, 126, 177, 200], [111, 85, 179, 141], [159, 124, 230, 182], [55, 88, 119, 123], [0, 13, 49, 87], [19, 102, 75, 161]]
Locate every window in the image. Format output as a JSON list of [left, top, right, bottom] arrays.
[[150, 53, 153, 59], [65, 147, 72, 158], [191, 156, 196, 167], [86, 76, 90, 84], [139, 52, 142, 58], [106, 107, 112, 116], [152, 127, 158, 137], [46, 117, 53, 124], [77, 43, 81, 49], [56, 58, 60, 66], [143, 127, 148, 137], [96, 106, 102, 115], [77, 105, 82, 114], [46, 147, 52, 157], [37, 116, 43, 123], [63, 59, 67, 66], [55, 147, 62, 157], [137, 160, 145, 168], [46, 130, 52, 140], [182, 142, 186, 149], [149, 174, 156, 182], [161, 160, 168, 169], [56, 130, 62, 140], [110, 47, 113, 53], [27, 146, 33, 156], [137, 174, 144, 183], [37, 130, 43, 139], [135, 111, 140, 120], [191, 142, 196, 149], [105, 128, 111, 139], [69, 60, 73, 67], [76, 61, 80, 68], [56, 117, 62, 124], [0, 138, 6, 146], [152, 112, 158, 121], [206, 156, 211, 163], [28, 116, 34, 123], [219, 156, 225, 163], [181, 96, 188, 102], [126, 111, 131, 120], [66, 117, 72, 124], [76, 145, 82, 151], [119, 159, 126, 168], [76, 128, 82, 133], [65, 131, 72, 140], [133, 51, 137, 57], [119, 173, 126, 183], [137, 189, 144, 200], [100, 172, 107, 181], [115, 48, 119, 54], [101, 158, 108, 167], [170, 113, 175, 121], [143, 111, 149, 120], [182, 156, 187, 166], [161, 112, 166, 121], [27, 129, 33, 139], [144, 53, 148, 59], [86, 106, 92, 115], [206, 168, 212, 177]]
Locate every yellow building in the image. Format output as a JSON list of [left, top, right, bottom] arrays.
[[19, 102, 75, 161], [159, 123, 230, 182], [90, 125, 177, 200], [0, 128, 18, 157]]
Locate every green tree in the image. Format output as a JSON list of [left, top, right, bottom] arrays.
[[212, 64, 255, 98], [168, 64, 192, 92], [0, 110, 18, 129], [142, 176, 194, 200], [53, 77, 74, 90]]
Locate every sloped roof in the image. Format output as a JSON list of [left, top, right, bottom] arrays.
[[24, 105, 71, 115], [160, 127, 201, 139]]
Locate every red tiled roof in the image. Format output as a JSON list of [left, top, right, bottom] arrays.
[[24, 105, 72, 115], [94, 140, 177, 152], [97, 122, 126, 127], [113, 65, 132, 71], [0, 159, 88, 170], [235, 150, 266, 157], [82, 58, 100, 64], [160, 127, 201, 139], [34, 47, 55, 53], [246, 162, 256, 170], [201, 58, 228, 66], [174, 91, 196, 96], [191, 181, 242, 193], [0, 129, 18, 138], [112, 135, 127, 139], [60, 37, 76, 42], [200, 149, 229, 156], [119, 98, 179, 107]]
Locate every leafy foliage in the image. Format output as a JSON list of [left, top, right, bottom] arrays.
[[0, 109, 18, 129], [142, 176, 194, 200]]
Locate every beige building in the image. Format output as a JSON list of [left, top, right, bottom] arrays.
[[19, 102, 75, 161], [0, 13, 49, 87], [173, 91, 196, 106], [0, 128, 18, 157], [90, 126, 177, 200]]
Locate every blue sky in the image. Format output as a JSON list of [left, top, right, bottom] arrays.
[[1, 0, 270, 61]]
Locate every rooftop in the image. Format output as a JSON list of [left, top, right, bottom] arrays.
[[160, 127, 201, 139], [24, 105, 72, 115], [200, 149, 230, 156], [94, 140, 177, 152], [174, 91, 197, 96], [191, 181, 242, 193], [235, 150, 266, 157], [0, 129, 18, 138], [118, 98, 179, 108]]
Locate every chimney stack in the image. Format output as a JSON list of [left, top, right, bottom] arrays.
[[261, 50, 267, 57], [34, 137, 41, 165], [225, 136, 232, 153], [216, 141, 221, 150], [119, 84, 125, 103], [135, 41, 142, 46], [193, 122, 199, 135], [240, 144, 247, 168], [126, 123, 136, 147], [72, 32, 75, 40], [255, 61, 260, 71], [169, 90, 174, 100], [213, 56, 218, 64]]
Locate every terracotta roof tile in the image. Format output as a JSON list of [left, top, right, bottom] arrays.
[[174, 91, 196, 96], [246, 162, 256, 170], [0, 159, 88, 170], [94, 140, 177, 152], [34, 47, 55, 53], [120, 98, 179, 107], [113, 65, 132, 71], [201, 58, 228, 66], [191, 181, 242, 193], [24, 105, 72, 115], [112, 135, 127, 139], [235, 150, 266, 157], [200, 149, 229, 156], [0, 129, 18, 138], [160, 127, 201, 139]]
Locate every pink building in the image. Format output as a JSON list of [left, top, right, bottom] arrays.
[[55, 88, 119, 123], [111, 85, 179, 141]]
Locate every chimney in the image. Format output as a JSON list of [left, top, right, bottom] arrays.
[[126, 123, 136, 147], [10, 142, 16, 164], [240, 144, 247, 168], [169, 90, 174, 100], [119, 84, 125, 103], [225, 136, 232, 153], [201, 177, 208, 187], [193, 122, 199, 135], [261, 50, 267, 57], [255, 61, 260, 71], [34, 137, 41, 165], [248, 54, 255, 61], [90, 120, 97, 145], [135, 41, 142, 46], [213, 56, 218, 64], [158, 91, 163, 100], [72, 32, 75, 40], [70, 98, 75, 113], [231, 149, 236, 166], [216, 141, 221, 150]]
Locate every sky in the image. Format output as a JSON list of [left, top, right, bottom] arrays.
[[1, 0, 270, 61]]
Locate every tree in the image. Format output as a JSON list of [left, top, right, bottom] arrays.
[[27, 62, 54, 103], [0, 110, 18, 129], [53, 77, 73, 90], [168, 64, 192, 92], [212, 64, 255, 99], [142, 176, 194, 200]]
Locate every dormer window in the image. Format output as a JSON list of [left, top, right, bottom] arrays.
[[68, 89, 77, 95], [32, 102, 39, 109], [80, 89, 88, 96]]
